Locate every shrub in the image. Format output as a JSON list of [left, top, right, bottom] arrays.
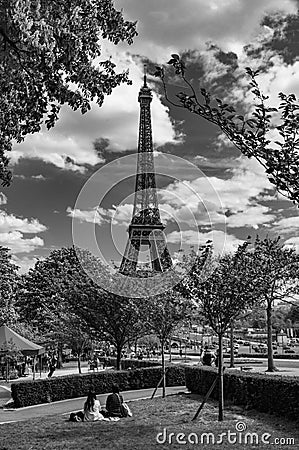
[[237, 353, 299, 360], [185, 366, 299, 421], [100, 357, 160, 370], [11, 365, 185, 408]]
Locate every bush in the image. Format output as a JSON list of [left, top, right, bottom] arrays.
[[11, 365, 185, 408], [185, 366, 299, 421], [100, 357, 160, 370], [237, 353, 299, 359]]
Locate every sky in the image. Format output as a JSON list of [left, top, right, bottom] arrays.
[[2, 0, 299, 273]]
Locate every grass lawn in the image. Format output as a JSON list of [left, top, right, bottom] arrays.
[[0, 394, 298, 449]]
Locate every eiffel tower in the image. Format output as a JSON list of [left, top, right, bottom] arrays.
[[119, 69, 172, 275]]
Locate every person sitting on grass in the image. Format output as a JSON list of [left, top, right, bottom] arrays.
[[105, 384, 124, 418], [83, 390, 105, 421]]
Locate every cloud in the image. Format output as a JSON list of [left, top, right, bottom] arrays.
[[0, 232, 44, 254], [31, 175, 46, 180], [0, 193, 7, 205], [66, 206, 110, 225], [0, 211, 47, 233], [11, 255, 39, 274], [0, 201, 46, 255], [226, 205, 275, 229], [11, 135, 95, 173], [283, 236, 299, 252], [115, 0, 296, 60], [273, 215, 299, 235], [11, 54, 181, 172], [159, 156, 274, 229], [167, 229, 243, 254]]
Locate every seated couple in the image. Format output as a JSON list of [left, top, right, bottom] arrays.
[[70, 384, 131, 422]]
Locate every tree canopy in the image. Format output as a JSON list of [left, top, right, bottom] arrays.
[[0, 0, 137, 185], [0, 246, 19, 326], [248, 236, 299, 371]]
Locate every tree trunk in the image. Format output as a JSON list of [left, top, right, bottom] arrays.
[[218, 334, 224, 421], [116, 346, 122, 371], [169, 340, 172, 362], [266, 303, 277, 372], [161, 339, 166, 398], [57, 342, 63, 369], [230, 321, 235, 368], [77, 353, 82, 374]]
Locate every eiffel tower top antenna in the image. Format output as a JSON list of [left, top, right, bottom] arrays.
[[143, 63, 147, 87]]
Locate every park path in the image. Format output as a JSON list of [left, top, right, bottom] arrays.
[[0, 386, 186, 424]]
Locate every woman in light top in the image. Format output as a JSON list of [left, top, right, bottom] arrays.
[[83, 390, 104, 421]]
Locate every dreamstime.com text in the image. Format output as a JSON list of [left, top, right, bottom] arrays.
[[156, 422, 295, 446]]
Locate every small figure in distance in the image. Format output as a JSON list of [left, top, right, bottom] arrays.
[[47, 354, 57, 378], [105, 384, 124, 418], [83, 390, 104, 422], [202, 349, 213, 366]]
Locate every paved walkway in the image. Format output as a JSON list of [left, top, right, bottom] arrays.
[[0, 386, 186, 424]]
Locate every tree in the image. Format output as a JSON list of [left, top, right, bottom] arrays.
[[145, 290, 192, 397], [0, 0, 137, 185], [79, 291, 147, 370], [155, 56, 299, 204], [0, 246, 19, 326], [182, 242, 261, 421], [63, 313, 92, 374], [17, 246, 98, 370], [249, 236, 299, 371]]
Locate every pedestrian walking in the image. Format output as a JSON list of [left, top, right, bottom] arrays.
[[47, 354, 57, 378]]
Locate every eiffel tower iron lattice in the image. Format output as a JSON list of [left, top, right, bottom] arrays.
[[119, 71, 173, 275]]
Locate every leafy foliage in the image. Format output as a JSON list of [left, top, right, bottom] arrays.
[[16, 246, 97, 348], [0, 0, 137, 185], [0, 246, 19, 326], [82, 291, 148, 370], [155, 56, 299, 204], [181, 242, 260, 336], [247, 236, 299, 371]]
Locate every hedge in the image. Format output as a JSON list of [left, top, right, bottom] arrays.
[[185, 366, 299, 421], [100, 357, 161, 370], [11, 365, 185, 408], [237, 353, 299, 359]]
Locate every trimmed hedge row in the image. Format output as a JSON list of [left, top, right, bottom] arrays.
[[101, 357, 161, 369], [185, 366, 299, 421], [11, 365, 185, 408], [238, 353, 299, 359]]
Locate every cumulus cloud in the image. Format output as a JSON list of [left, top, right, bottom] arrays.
[[66, 206, 110, 225], [11, 54, 181, 172], [0, 199, 46, 255], [167, 229, 243, 254], [0, 211, 47, 234], [0, 193, 7, 205], [283, 236, 299, 252], [115, 0, 296, 60], [159, 156, 274, 229], [0, 232, 44, 254], [226, 205, 275, 229], [11, 255, 40, 274], [273, 215, 299, 235]]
